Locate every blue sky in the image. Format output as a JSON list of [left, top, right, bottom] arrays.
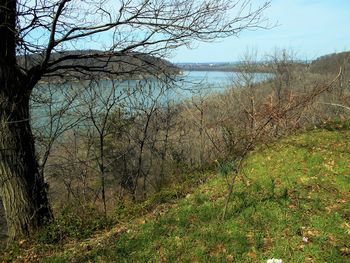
[[171, 0, 350, 62]]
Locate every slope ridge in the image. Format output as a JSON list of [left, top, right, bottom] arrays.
[[4, 127, 350, 262]]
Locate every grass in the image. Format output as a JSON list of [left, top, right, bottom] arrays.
[[3, 126, 350, 262]]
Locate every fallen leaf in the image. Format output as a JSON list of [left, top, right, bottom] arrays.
[[288, 204, 297, 209], [328, 235, 337, 245], [247, 251, 257, 258], [226, 254, 234, 262], [340, 247, 350, 255], [336, 198, 347, 203]]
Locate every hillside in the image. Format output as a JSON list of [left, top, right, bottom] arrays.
[[19, 50, 179, 81], [4, 124, 349, 262], [310, 51, 350, 75], [177, 51, 350, 74], [176, 61, 288, 73]]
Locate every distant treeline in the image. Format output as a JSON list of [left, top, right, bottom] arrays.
[[19, 50, 180, 81], [177, 61, 309, 73], [310, 51, 350, 75], [178, 52, 350, 75]]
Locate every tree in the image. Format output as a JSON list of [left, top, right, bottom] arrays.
[[0, 0, 270, 240], [80, 79, 131, 215]]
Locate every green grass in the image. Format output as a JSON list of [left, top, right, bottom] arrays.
[[5, 128, 350, 262]]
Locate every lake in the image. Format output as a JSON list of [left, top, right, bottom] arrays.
[[30, 70, 271, 130]]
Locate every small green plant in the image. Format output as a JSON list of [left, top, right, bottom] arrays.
[[36, 205, 112, 243], [317, 119, 350, 131], [216, 160, 235, 178]]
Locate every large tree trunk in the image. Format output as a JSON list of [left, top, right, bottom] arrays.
[[0, 0, 52, 241], [0, 66, 52, 240]]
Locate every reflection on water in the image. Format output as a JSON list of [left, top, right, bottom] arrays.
[[29, 70, 271, 135]]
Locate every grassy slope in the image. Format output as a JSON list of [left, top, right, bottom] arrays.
[[11, 127, 350, 262]]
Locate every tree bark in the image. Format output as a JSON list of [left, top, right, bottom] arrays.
[[0, 66, 52, 240], [0, 0, 52, 241], [0, 75, 53, 241]]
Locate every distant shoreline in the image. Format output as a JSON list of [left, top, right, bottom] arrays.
[[179, 67, 275, 74], [176, 61, 309, 74]]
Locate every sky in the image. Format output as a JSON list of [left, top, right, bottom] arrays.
[[171, 0, 350, 63]]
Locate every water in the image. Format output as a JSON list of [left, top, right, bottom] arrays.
[[181, 71, 231, 87], [183, 70, 270, 86], [177, 70, 270, 96], [30, 70, 271, 129]]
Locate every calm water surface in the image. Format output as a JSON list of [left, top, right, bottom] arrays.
[[30, 70, 270, 127]]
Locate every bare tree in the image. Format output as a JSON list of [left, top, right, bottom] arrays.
[[219, 52, 342, 220], [155, 100, 178, 189], [80, 80, 129, 215], [0, 0, 270, 239], [31, 82, 86, 175], [126, 79, 171, 200]]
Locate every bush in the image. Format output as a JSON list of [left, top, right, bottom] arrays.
[[36, 205, 113, 244], [317, 119, 350, 131]]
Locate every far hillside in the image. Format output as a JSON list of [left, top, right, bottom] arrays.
[[178, 51, 350, 76], [310, 51, 350, 75], [19, 50, 179, 81]]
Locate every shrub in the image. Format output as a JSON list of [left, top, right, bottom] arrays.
[[36, 205, 112, 243]]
